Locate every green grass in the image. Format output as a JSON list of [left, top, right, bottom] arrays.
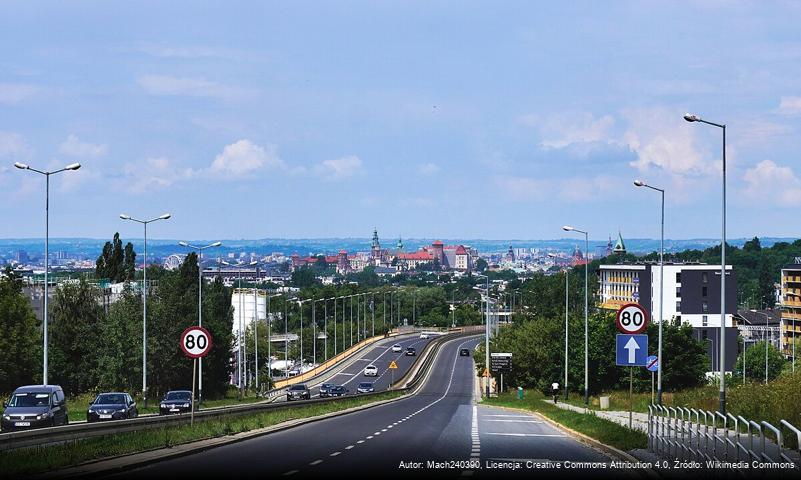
[[484, 390, 647, 452], [0, 390, 404, 476]]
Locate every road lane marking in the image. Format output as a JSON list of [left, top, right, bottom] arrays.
[[357, 440, 365, 444], [366, 435, 373, 439], [309, 460, 323, 466], [485, 419, 543, 423], [282, 470, 298, 476], [484, 433, 564, 437], [330, 451, 341, 456], [345, 445, 354, 450]]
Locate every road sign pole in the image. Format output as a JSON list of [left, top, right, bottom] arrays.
[[629, 367, 633, 430], [651, 370, 654, 404], [191, 358, 197, 427], [500, 373, 504, 394]]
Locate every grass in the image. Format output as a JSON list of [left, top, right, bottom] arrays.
[[484, 390, 647, 452], [0, 390, 404, 476]]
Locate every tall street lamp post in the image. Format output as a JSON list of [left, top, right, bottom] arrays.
[[634, 179, 666, 405], [563, 225, 589, 406], [684, 112, 728, 414], [179, 240, 222, 404], [14, 161, 81, 386], [120, 212, 171, 408], [549, 253, 569, 401], [475, 274, 491, 398]]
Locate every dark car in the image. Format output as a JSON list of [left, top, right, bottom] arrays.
[[459, 348, 471, 357], [87, 392, 138, 422], [318, 383, 335, 398], [356, 382, 375, 394], [327, 385, 349, 397], [286, 384, 311, 401], [405, 347, 416, 356], [159, 390, 193, 415], [1, 385, 68, 432]]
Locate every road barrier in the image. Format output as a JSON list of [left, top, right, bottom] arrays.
[[647, 403, 801, 467], [0, 328, 482, 452]]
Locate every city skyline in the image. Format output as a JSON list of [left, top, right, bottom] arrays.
[[2, 2, 801, 240]]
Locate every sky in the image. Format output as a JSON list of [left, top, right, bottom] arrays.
[[1, 1, 800, 242]]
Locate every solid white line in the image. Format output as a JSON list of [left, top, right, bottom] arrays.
[[484, 419, 543, 423], [484, 433, 564, 437]]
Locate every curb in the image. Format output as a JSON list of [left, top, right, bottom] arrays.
[[44, 392, 410, 479], [483, 404, 660, 479]]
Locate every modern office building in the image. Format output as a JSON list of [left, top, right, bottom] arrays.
[[598, 262, 737, 372], [780, 262, 801, 362]]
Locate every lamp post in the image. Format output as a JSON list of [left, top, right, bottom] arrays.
[[120, 212, 171, 407], [179, 240, 222, 404], [475, 274, 491, 398], [14, 161, 81, 386], [266, 293, 281, 384], [222, 259, 255, 396], [753, 311, 771, 385], [549, 253, 569, 401], [685, 112, 728, 414], [634, 179, 666, 405], [563, 225, 589, 406]]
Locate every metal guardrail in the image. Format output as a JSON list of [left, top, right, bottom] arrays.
[[0, 330, 476, 453], [647, 403, 801, 467]]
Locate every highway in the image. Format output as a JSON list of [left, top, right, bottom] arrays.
[[113, 335, 626, 478]]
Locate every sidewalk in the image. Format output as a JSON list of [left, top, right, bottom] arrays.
[[548, 400, 649, 433]]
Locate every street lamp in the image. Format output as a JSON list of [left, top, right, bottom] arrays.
[[223, 259, 256, 396], [634, 179, 666, 405], [179, 240, 222, 404], [753, 311, 771, 385], [549, 253, 569, 400], [120, 212, 171, 407], [474, 273, 492, 398], [685, 112, 728, 414], [14, 161, 81, 386], [563, 225, 590, 406]]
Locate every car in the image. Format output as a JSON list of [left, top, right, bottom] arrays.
[[87, 392, 138, 422], [327, 385, 349, 397], [363, 365, 378, 376], [286, 384, 311, 401], [419, 333, 430, 339], [405, 347, 416, 356], [318, 383, 335, 398], [459, 348, 471, 357], [391, 344, 402, 353], [1, 385, 68, 432], [159, 390, 193, 415], [357, 382, 375, 394]]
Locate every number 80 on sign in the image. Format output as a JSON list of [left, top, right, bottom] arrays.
[[180, 326, 213, 358], [615, 303, 649, 334]]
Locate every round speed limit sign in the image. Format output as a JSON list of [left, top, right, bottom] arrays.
[[615, 303, 649, 334], [180, 326, 213, 358]]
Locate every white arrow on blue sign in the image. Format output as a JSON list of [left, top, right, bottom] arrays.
[[615, 334, 648, 367]]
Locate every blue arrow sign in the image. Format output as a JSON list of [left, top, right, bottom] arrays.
[[616, 334, 648, 367], [646, 355, 659, 372]]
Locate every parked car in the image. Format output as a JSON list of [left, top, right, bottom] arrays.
[[391, 344, 402, 353], [87, 392, 138, 422], [405, 347, 416, 356], [459, 348, 471, 357], [159, 390, 193, 415], [1, 385, 68, 431], [318, 383, 335, 398], [286, 384, 311, 401], [363, 364, 378, 376], [327, 385, 349, 397], [357, 382, 375, 394]]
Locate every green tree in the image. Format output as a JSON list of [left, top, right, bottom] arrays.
[[99, 287, 142, 392], [95, 232, 136, 282], [291, 267, 318, 288], [49, 278, 106, 394], [735, 340, 785, 382], [475, 258, 488, 272], [123, 242, 137, 281], [0, 266, 40, 392]]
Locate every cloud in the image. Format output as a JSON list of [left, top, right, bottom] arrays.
[[0, 131, 31, 158], [622, 107, 714, 176], [138, 44, 236, 59], [494, 176, 549, 201], [743, 160, 801, 205], [119, 157, 196, 193], [418, 162, 440, 176], [495, 174, 622, 203], [314, 155, 363, 180], [778, 96, 801, 115], [58, 134, 107, 158], [137, 74, 254, 100], [0, 83, 41, 104], [210, 139, 284, 178], [520, 112, 616, 150]]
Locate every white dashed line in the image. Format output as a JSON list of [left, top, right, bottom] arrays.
[[345, 445, 354, 450], [309, 460, 323, 466], [330, 451, 341, 457], [283, 470, 298, 476]]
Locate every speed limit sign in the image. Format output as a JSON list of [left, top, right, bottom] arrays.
[[615, 303, 649, 334], [180, 326, 213, 358]]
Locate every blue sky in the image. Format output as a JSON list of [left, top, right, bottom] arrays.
[[1, 1, 800, 241]]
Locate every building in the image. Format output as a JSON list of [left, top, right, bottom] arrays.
[[779, 262, 801, 362], [598, 262, 738, 372]]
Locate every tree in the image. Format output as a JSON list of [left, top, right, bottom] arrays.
[[735, 340, 784, 382], [95, 232, 136, 282], [0, 266, 40, 392], [49, 278, 106, 394], [123, 242, 137, 281], [475, 258, 488, 272], [291, 267, 318, 289]]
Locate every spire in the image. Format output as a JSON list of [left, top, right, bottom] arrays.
[[613, 230, 627, 254], [397, 235, 404, 251], [371, 228, 380, 249]]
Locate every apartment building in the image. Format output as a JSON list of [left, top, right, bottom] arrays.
[[780, 262, 801, 362]]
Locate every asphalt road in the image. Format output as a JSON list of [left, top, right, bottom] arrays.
[[114, 335, 628, 478], [277, 333, 436, 401]]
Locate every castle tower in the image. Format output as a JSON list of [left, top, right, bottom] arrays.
[[371, 228, 381, 264]]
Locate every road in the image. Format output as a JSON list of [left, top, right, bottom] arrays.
[[276, 333, 436, 401], [114, 335, 627, 478]]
